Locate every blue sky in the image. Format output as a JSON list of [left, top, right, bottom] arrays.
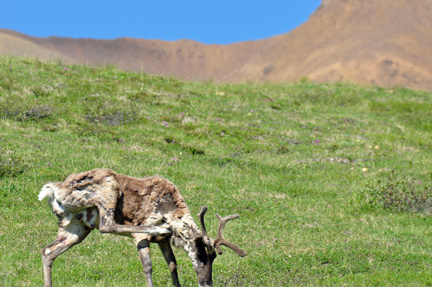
[[1, 1, 321, 44]]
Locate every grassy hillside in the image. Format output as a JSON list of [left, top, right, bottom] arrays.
[[1, 56, 432, 286]]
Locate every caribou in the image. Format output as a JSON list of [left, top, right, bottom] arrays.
[[38, 168, 246, 287]]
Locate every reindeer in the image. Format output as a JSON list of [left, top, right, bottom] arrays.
[[38, 168, 246, 287]]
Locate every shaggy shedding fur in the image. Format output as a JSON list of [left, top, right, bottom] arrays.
[[39, 169, 247, 287]]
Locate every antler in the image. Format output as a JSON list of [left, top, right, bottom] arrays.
[[198, 206, 247, 257], [214, 213, 247, 257]]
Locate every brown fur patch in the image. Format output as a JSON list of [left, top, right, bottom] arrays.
[[115, 174, 189, 227]]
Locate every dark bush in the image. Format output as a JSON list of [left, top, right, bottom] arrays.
[[86, 111, 136, 126], [25, 105, 52, 121], [361, 171, 432, 213], [0, 100, 52, 122], [86, 102, 138, 126]]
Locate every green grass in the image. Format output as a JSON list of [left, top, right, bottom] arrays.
[[1, 56, 432, 286]]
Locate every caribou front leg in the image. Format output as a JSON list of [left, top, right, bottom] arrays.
[[136, 239, 154, 287], [97, 206, 171, 236], [159, 239, 181, 287]]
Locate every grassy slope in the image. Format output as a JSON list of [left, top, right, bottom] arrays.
[[1, 56, 432, 286]]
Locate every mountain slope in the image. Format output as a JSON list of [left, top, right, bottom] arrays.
[[30, 36, 268, 80], [1, 0, 431, 91], [0, 30, 70, 61], [0, 29, 267, 81], [229, 0, 432, 91]]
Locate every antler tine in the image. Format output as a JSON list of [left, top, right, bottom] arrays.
[[198, 205, 209, 237], [214, 213, 247, 257]]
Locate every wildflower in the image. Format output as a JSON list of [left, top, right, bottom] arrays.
[[361, 129, 365, 133], [162, 121, 169, 127], [172, 157, 177, 162], [314, 139, 320, 144], [362, 168, 368, 172], [63, 67, 68, 71], [47, 161, 51, 166], [417, 180, 423, 185]]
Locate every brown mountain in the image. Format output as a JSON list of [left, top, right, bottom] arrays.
[[1, 0, 432, 91], [0, 28, 267, 81], [227, 0, 432, 91]]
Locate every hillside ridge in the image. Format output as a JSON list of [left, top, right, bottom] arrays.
[[1, 0, 432, 91]]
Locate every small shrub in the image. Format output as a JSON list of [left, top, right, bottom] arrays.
[[188, 146, 205, 155], [86, 111, 136, 126], [0, 100, 52, 122], [0, 99, 26, 120], [86, 102, 138, 126], [0, 147, 26, 177], [25, 105, 52, 121], [0, 183, 21, 197], [360, 171, 432, 213]]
